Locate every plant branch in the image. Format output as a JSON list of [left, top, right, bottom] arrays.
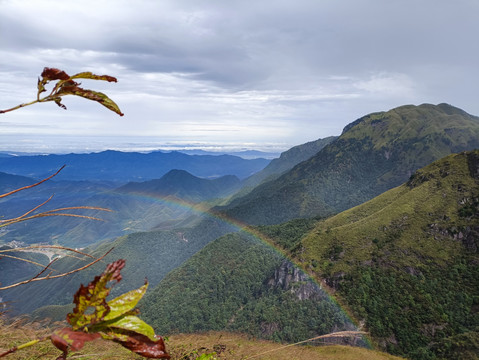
[[0, 165, 65, 199], [0, 245, 95, 259], [0, 254, 60, 274], [0, 336, 49, 358], [245, 331, 368, 359], [0, 248, 114, 291], [0, 99, 40, 114]]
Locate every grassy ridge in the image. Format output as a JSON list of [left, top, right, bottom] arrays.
[[0, 317, 404, 359], [286, 151, 479, 359]]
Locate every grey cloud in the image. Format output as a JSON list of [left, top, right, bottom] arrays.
[[1, 0, 479, 152]]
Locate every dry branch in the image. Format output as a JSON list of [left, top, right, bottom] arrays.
[[0, 248, 113, 291], [0, 167, 113, 290], [245, 331, 368, 359]]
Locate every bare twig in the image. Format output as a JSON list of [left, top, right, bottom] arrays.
[[245, 331, 368, 359], [0, 245, 95, 258], [29, 258, 59, 280], [0, 207, 112, 228], [0, 254, 60, 274], [0, 165, 65, 199], [0, 336, 50, 358], [0, 248, 114, 290]]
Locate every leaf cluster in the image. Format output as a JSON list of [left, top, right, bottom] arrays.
[[1, 260, 170, 359], [51, 259, 170, 359], [0, 67, 123, 116]]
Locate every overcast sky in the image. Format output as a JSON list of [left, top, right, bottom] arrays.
[[1, 0, 478, 153]]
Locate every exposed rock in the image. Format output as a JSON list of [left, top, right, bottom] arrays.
[[428, 224, 479, 252], [268, 260, 327, 301]]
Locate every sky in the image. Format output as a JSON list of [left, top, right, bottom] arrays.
[[1, 0, 478, 154]]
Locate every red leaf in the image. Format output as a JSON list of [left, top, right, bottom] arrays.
[[67, 259, 126, 329], [41, 67, 70, 81], [51, 327, 101, 356], [112, 331, 170, 359], [104, 258, 125, 282]]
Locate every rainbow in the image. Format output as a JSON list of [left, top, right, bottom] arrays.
[[113, 189, 371, 346]]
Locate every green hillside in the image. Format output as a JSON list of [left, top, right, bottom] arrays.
[[140, 232, 362, 346], [275, 150, 479, 359], [223, 103, 479, 225], [233, 136, 337, 198], [0, 319, 405, 360], [2, 217, 237, 314]]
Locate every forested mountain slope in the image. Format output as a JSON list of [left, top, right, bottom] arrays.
[[222, 103, 479, 225], [2, 217, 237, 314], [277, 150, 479, 359], [237, 136, 336, 193], [137, 150, 479, 359], [140, 232, 362, 346]]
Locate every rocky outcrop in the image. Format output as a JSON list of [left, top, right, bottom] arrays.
[[268, 260, 327, 301]]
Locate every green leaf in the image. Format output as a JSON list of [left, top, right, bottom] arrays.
[[71, 71, 118, 82], [37, 77, 46, 94], [102, 315, 156, 341], [104, 283, 148, 321], [58, 85, 124, 116], [67, 259, 125, 330]]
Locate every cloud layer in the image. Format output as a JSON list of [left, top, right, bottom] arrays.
[[1, 0, 478, 152]]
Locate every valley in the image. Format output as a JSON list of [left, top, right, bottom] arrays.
[[1, 103, 478, 359]]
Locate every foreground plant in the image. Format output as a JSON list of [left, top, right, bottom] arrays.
[[0, 68, 169, 358], [0, 67, 122, 291], [0, 67, 123, 115], [0, 259, 170, 359]]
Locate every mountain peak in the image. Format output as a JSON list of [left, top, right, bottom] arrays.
[[161, 169, 198, 181], [224, 103, 479, 225], [341, 103, 478, 135]]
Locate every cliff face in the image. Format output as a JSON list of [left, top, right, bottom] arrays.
[[267, 260, 329, 301], [267, 260, 361, 345]]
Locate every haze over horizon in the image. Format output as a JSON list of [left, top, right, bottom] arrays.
[[1, 0, 478, 154]]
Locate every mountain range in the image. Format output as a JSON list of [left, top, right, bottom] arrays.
[[0, 150, 270, 182], [139, 149, 479, 359], [1, 103, 479, 360], [221, 103, 479, 225]]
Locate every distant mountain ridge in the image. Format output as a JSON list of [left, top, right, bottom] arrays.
[[0, 150, 270, 182], [0, 169, 241, 247], [238, 136, 337, 191], [222, 103, 479, 224], [119, 169, 241, 202]]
